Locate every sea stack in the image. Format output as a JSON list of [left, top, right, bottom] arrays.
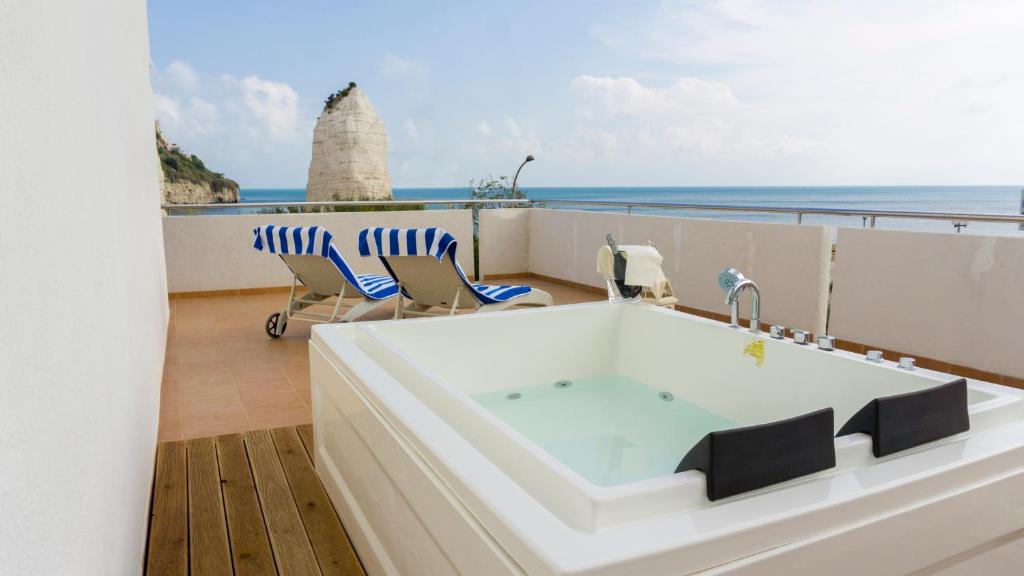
[[306, 82, 392, 201]]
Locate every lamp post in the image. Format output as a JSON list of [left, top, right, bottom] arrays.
[[511, 154, 534, 197], [474, 155, 533, 283]]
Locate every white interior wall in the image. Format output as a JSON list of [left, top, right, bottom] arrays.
[[0, 1, 168, 574]]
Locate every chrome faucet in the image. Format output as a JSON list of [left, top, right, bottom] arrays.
[[717, 268, 761, 334]]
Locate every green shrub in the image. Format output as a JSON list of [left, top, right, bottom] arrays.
[[326, 193, 424, 212], [323, 81, 359, 113], [257, 194, 425, 215], [467, 175, 527, 208]]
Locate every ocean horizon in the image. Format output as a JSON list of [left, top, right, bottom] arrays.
[[238, 185, 1023, 236]]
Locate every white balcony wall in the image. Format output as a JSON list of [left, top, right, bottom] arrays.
[[163, 210, 475, 292], [830, 228, 1024, 379], [479, 208, 531, 276], [158, 207, 1024, 380], [527, 209, 832, 335], [0, 1, 168, 574]]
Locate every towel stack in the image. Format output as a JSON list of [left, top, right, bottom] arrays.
[[596, 244, 671, 298]]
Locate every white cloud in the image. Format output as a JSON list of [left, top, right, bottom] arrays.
[[588, 0, 1024, 183], [572, 75, 737, 117], [567, 74, 811, 162], [380, 53, 426, 79], [235, 75, 300, 138], [163, 60, 199, 92], [151, 61, 309, 187], [503, 117, 522, 136], [152, 94, 180, 123], [498, 117, 542, 156], [476, 120, 493, 136], [182, 97, 219, 136], [153, 92, 219, 139]]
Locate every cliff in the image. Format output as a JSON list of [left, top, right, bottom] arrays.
[[306, 83, 392, 201], [156, 124, 240, 204]]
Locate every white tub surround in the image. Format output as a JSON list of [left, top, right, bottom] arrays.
[[311, 303, 1024, 575]]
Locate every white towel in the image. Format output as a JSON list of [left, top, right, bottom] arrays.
[[597, 245, 616, 279], [596, 244, 665, 289], [645, 267, 672, 299]]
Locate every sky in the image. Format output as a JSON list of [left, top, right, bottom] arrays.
[[147, 0, 1024, 188]]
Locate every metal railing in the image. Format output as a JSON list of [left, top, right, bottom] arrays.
[[161, 197, 1024, 228], [161, 198, 530, 214], [530, 199, 1024, 227]]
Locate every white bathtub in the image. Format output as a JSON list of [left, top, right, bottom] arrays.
[[310, 302, 1024, 575]]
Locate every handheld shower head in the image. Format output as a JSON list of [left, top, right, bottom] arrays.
[[718, 268, 745, 294], [718, 268, 761, 332]]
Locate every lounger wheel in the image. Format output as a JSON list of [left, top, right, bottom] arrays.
[[265, 312, 287, 339]]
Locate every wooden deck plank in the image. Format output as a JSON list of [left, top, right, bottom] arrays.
[[272, 427, 364, 576], [245, 429, 322, 576], [215, 433, 278, 576], [296, 423, 315, 461], [146, 441, 188, 576], [187, 437, 233, 575]]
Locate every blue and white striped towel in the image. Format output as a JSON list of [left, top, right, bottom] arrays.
[[252, 225, 398, 300], [358, 226, 532, 304]]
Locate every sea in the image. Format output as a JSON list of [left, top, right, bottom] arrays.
[[236, 186, 1024, 236]]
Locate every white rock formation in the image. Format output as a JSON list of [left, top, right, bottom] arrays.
[[306, 85, 392, 201], [162, 181, 239, 204]]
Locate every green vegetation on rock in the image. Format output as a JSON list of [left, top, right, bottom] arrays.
[[323, 81, 358, 113], [156, 125, 239, 197], [260, 193, 424, 214]]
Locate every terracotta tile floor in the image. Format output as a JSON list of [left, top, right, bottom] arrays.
[[159, 276, 601, 441]]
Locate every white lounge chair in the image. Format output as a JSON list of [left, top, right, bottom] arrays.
[[252, 225, 398, 337], [357, 226, 553, 318]]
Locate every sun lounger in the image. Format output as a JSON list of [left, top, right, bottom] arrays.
[[357, 226, 553, 318], [252, 224, 398, 337]]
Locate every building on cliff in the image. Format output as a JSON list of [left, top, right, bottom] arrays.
[[156, 122, 240, 204], [306, 82, 392, 201]]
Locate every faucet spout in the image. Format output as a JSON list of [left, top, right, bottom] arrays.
[[726, 279, 761, 334]]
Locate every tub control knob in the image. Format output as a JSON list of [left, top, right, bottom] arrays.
[[866, 350, 884, 363], [792, 330, 811, 345], [898, 357, 917, 371], [817, 335, 835, 351], [769, 325, 786, 339]]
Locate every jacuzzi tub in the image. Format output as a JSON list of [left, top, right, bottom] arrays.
[[309, 302, 1024, 575]]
